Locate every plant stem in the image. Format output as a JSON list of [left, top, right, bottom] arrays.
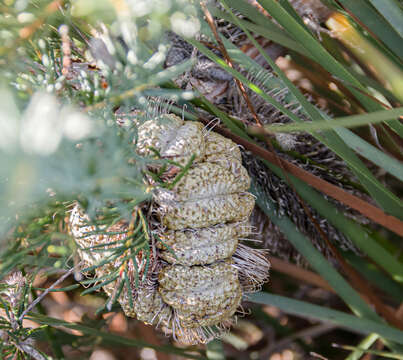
[[30, 289, 64, 359]]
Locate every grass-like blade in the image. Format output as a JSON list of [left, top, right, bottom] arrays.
[[218, 29, 403, 184], [334, 0, 403, 59], [253, 178, 403, 351], [334, 127, 403, 182], [256, 0, 382, 112], [199, 95, 403, 282], [208, 6, 310, 59], [262, 107, 403, 133], [251, 180, 381, 321], [249, 292, 403, 345], [339, 344, 403, 359], [346, 334, 379, 360], [27, 313, 206, 359], [200, 5, 403, 218], [345, 253, 403, 302]]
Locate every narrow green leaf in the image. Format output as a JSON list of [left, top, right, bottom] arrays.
[[335, 0, 403, 59], [253, 179, 403, 351], [345, 253, 403, 302], [335, 127, 403, 182], [209, 0, 270, 28], [349, 71, 401, 104], [201, 5, 403, 221], [208, 6, 311, 59], [249, 292, 403, 345], [278, 0, 310, 29], [340, 344, 403, 359], [199, 7, 403, 218], [387, 119, 403, 138], [252, 181, 378, 320], [0, 297, 11, 322], [150, 60, 194, 86], [369, 0, 403, 37], [27, 313, 206, 359], [217, 37, 402, 183], [199, 93, 403, 282], [256, 0, 382, 111], [262, 107, 403, 133]]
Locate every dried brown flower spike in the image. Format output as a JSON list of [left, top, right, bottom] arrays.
[[69, 113, 270, 344]]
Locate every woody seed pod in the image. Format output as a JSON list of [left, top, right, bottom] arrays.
[[69, 113, 270, 344]]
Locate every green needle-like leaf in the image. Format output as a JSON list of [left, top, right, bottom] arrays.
[[27, 313, 206, 359]]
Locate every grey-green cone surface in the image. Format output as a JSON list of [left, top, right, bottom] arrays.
[[70, 114, 270, 345]]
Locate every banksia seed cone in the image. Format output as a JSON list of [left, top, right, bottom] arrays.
[[69, 113, 270, 344]]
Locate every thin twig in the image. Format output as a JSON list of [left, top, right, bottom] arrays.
[[18, 266, 77, 322], [30, 288, 65, 359], [310, 352, 329, 360], [201, 1, 264, 127], [270, 257, 334, 292], [263, 323, 337, 356]]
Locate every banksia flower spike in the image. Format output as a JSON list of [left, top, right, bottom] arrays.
[[69, 113, 270, 344]]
